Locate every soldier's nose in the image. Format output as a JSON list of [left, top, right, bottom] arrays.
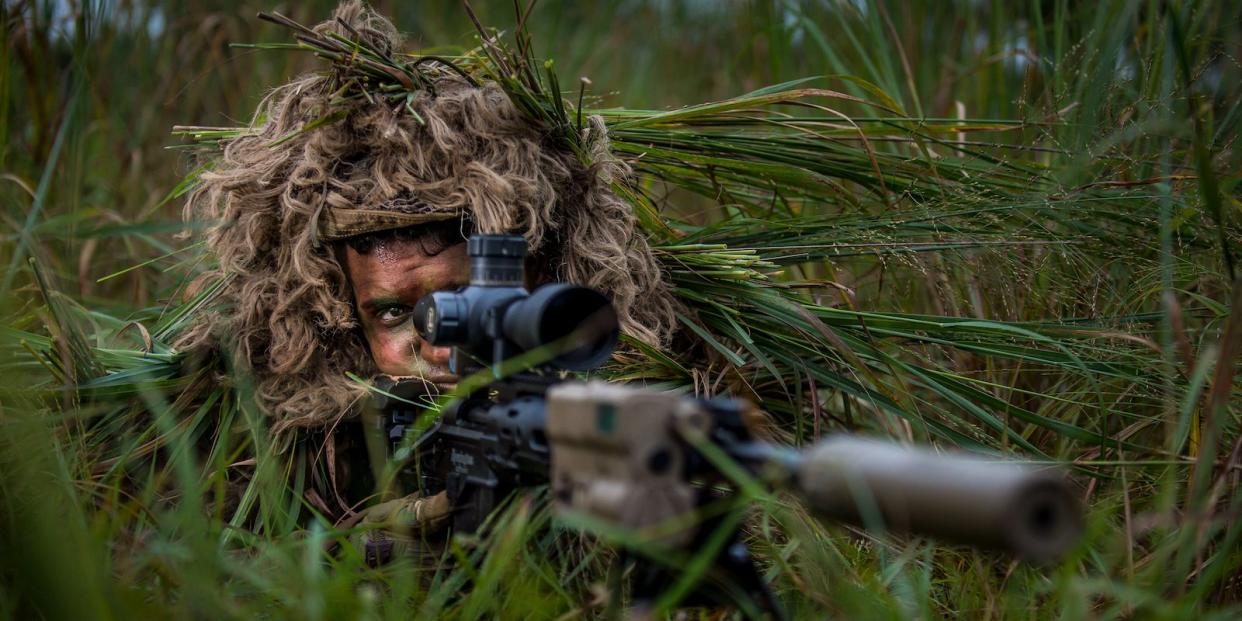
[[419, 340, 453, 367]]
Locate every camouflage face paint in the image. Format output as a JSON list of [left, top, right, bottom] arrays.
[[343, 238, 469, 392]]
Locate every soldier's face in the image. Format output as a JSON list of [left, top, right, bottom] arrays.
[[342, 239, 469, 391]]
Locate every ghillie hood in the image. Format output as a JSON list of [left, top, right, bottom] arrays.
[[176, 1, 675, 430]]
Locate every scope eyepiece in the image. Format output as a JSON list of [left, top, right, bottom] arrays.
[[412, 291, 468, 346]]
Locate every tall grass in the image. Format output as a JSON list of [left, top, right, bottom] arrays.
[[2, 1, 1241, 619]]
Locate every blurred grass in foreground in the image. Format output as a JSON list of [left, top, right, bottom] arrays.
[[3, 0, 1242, 619]]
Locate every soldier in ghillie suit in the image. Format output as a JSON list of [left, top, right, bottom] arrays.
[[175, 1, 677, 534], [167, 0, 1104, 573]]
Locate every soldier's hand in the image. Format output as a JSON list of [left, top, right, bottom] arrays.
[[343, 491, 451, 566]]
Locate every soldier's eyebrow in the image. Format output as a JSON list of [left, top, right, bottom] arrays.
[[359, 296, 406, 314]]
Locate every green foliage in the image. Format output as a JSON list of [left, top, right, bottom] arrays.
[[3, 0, 1242, 619]]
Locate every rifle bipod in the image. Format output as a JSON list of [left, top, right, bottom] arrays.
[[617, 495, 786, 621]]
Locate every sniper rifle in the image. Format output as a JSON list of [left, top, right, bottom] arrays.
[[374, 234, 1082, 616]]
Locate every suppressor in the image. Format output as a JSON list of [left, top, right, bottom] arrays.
[[794, 436, 1082, 562]]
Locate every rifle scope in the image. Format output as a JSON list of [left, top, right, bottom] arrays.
[[412, 234, 619, 372]]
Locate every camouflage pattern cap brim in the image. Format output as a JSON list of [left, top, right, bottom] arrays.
[[317, 206, 462, 242]]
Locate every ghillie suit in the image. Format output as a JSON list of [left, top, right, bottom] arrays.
[[175, 2, 675, 432]]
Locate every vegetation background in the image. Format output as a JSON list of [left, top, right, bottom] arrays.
[[2, 0, 1241, 619]]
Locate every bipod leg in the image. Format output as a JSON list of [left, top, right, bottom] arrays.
[[715, 535, 786, 621], [619, 531, 785, 619], [614, 551, 661, 621]]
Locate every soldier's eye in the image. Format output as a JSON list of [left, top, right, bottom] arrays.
[[377, 305, 411, 326]]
